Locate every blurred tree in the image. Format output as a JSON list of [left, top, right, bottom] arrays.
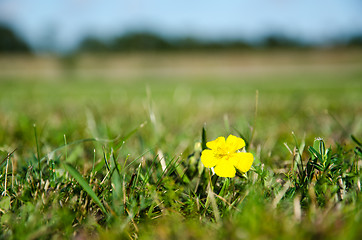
[[111, 32, 172, 52], [78, 36, 110, 53], [261, 35, 302, 49], [0, 24, 30, 53], [173, 37, 251, 51], [175, 37, 202, 50], [346, 35, 362, 47], [225, 41, 252, 50]]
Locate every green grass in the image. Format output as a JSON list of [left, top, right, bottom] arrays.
[[0, 52, 362, 239]]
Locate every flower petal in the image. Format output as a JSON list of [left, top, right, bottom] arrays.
[[231, 152, 254, 173], [226, 135, 245, 152], [214, 158, 236, 178], [200, 149, 218, 168], [206, 136, 225, 150]]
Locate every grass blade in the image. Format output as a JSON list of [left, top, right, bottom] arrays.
[[233, 127, 250, 151], [351, 135, 362, 147], [201, 124, 207, 150], [63, 163, 108, 215], [33, 124, 41, 178]]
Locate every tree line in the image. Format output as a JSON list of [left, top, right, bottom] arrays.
[[1, 24, 362, 54]]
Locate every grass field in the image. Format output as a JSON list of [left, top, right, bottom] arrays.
[[0, 50, 362, 239]]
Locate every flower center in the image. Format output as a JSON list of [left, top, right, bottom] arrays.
[[215, 149, 232, 160]]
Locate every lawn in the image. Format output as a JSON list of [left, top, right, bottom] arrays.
[[0, 50, 361, 239]]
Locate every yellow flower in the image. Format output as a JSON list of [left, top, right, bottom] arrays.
[[201, 135, 253, 178]]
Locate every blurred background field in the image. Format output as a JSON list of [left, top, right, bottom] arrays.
[[1, 48, 361, 172]]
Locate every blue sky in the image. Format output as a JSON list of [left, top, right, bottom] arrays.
[[1, 0, 362, 51]]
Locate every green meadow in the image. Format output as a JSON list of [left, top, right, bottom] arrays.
[[0, 50, 362, 239]]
